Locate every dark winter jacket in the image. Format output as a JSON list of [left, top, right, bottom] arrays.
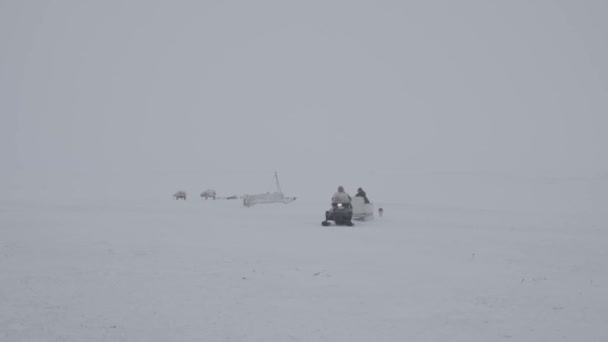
[[355, 189, 370, 204]]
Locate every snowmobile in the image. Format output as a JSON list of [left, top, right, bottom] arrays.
[[322, 202, 354, 226]]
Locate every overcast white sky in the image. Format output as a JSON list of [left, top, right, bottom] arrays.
[[1, 0, 606, 204]]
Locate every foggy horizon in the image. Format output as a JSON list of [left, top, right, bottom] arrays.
[[2, 1, 606, 207]]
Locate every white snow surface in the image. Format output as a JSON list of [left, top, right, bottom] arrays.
[[2, 197, 607, 341]]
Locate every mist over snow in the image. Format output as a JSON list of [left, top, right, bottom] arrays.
[[1, 1, 607, 341], [1, 0, 606, 208]]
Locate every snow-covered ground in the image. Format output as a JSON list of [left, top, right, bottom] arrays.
[[2, 0, 607, 340], [1, 195, 606, 341]]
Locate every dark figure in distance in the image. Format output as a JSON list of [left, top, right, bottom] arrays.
[[355, 188, 370, 204]]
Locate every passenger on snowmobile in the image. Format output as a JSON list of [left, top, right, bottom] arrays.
[[355, 188, 370, 204], [355, 188, 369, 204]]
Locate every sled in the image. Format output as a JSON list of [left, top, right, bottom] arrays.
[[351, 197, 374, 221]]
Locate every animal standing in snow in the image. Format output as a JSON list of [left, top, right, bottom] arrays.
[[174, 191, 187, 200], [200, 189, 217, 200]]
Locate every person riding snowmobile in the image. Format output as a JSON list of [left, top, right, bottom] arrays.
[[332, 186, 351, 205], [322, 185, 354, 226]]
